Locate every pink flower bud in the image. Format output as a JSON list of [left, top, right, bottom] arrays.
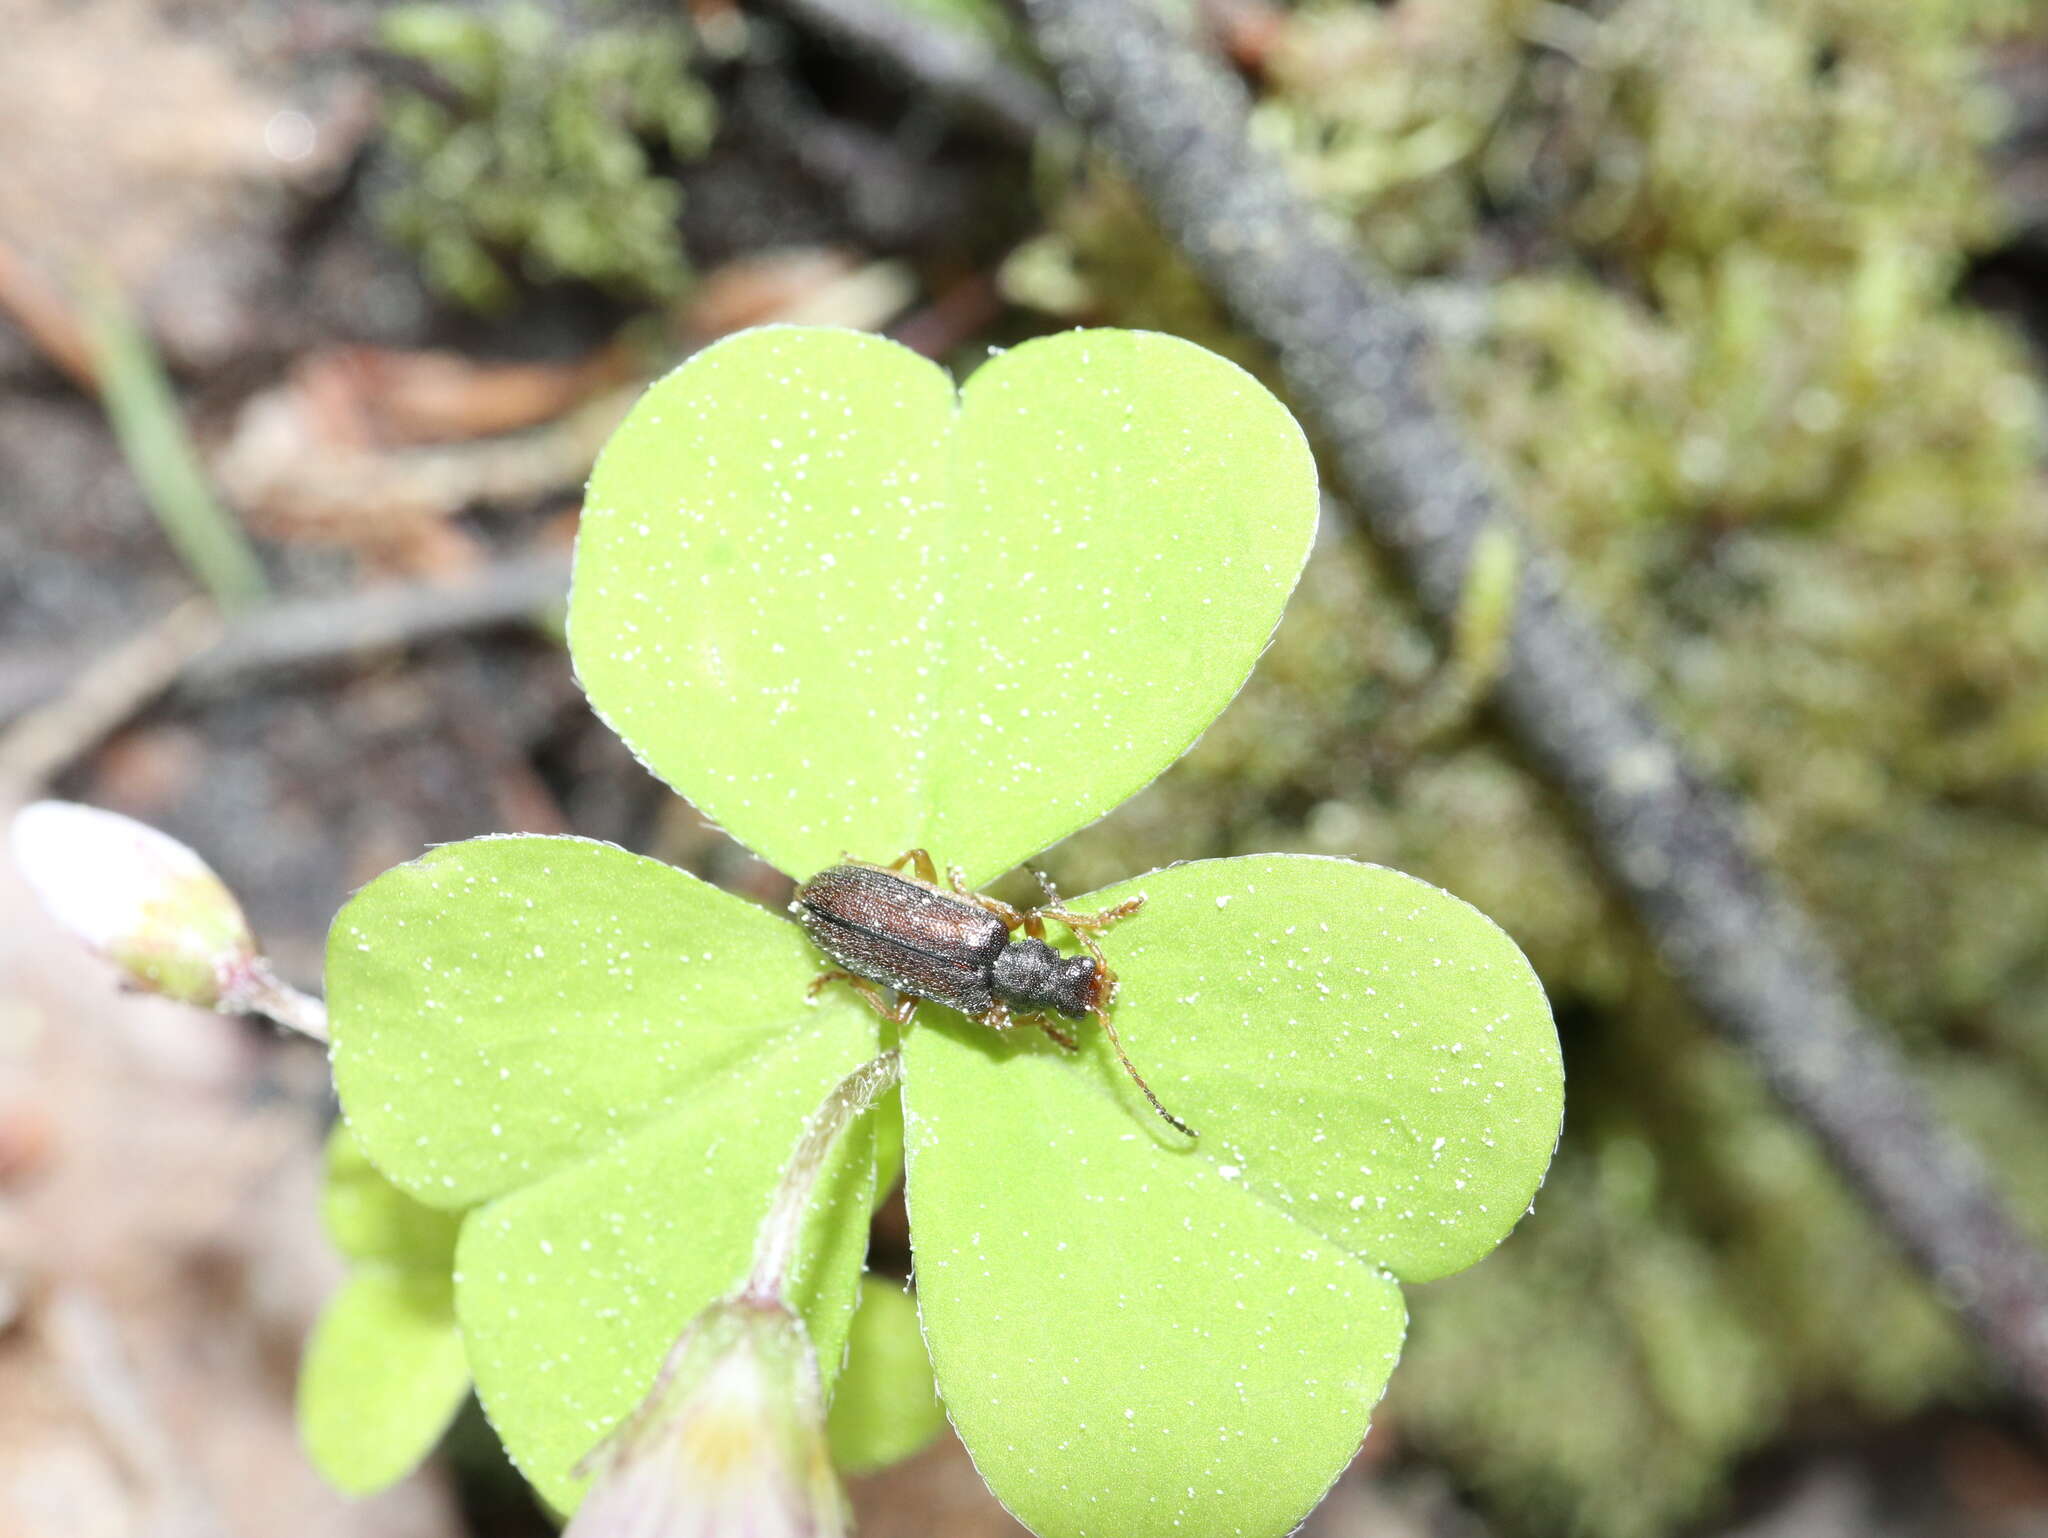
[[567, 1294, 849, 1538], [9, 800, 260, 1010]]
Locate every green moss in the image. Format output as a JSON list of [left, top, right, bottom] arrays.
[[377, 4, 716, 310], [1251, 0, 1530, 276], [1034, 0, 2048, 1532]]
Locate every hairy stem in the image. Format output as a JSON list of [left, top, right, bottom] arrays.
[[748, 1049, 902, 1301]]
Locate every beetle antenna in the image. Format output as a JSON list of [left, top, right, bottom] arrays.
[[1096, 1008, 1195, 1138], [1036, 889, 1191, 1137]]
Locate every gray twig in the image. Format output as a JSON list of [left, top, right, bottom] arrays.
[[747, 0, 1063, 145], [180, 548, 569, 691], [1017, 0, 2048, 1421], [0, 550, 570, 729], [0, 600, 222, 793]]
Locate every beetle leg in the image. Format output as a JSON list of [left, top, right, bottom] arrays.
[[809, 970, 916, 1025], [1029, 872, 1146, 940], [1038, 912, 1110, 971], [1034, 1017, 1078, 1052], [885, 848, 940, 884], [933, 860, 1025, 929], [1019, 884, 1057, 942], [806, 969, 855, 998], [1037, 897, 1147, 938], [978, 895, 1028, 931], [1093, 895, 1148, 927], [1035, 901, 1144, 957], [974, 1003, 1074, 1052]]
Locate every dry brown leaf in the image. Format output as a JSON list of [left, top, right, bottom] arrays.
[[284, 345, 637, 450]]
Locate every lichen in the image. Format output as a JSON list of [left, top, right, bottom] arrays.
[[376, 4, 716, 311]]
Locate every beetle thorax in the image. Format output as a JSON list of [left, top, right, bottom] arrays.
[[990, 938, 1098, 1019]]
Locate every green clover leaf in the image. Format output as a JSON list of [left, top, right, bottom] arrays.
[[903, 856, 1558, 1536], [323, 327, 1563, 1536], [328, 834, 882, 1509], [569, 326, 1317, 886], [457, 1023, 879, 1509], [827, 1276, 947, 1474], [298, 1124, 470, 1496]]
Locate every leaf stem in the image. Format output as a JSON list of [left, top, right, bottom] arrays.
[[222, 958, 331, 1043], [746, 1049, 901, 1301]]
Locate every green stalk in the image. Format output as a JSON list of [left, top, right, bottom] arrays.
[[83, 277, 268, 611]]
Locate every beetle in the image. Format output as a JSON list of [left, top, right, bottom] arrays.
[[794, 848, 1193, 1137]]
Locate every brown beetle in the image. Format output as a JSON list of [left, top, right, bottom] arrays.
[[795, 849, 1192, 1137]]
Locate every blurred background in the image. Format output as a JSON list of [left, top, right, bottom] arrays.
[[4, 0, 2048, 1534]]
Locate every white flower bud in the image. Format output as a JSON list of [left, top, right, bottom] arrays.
[[9, 800, 259, 1010], [567, 1294, 849, 1538]]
